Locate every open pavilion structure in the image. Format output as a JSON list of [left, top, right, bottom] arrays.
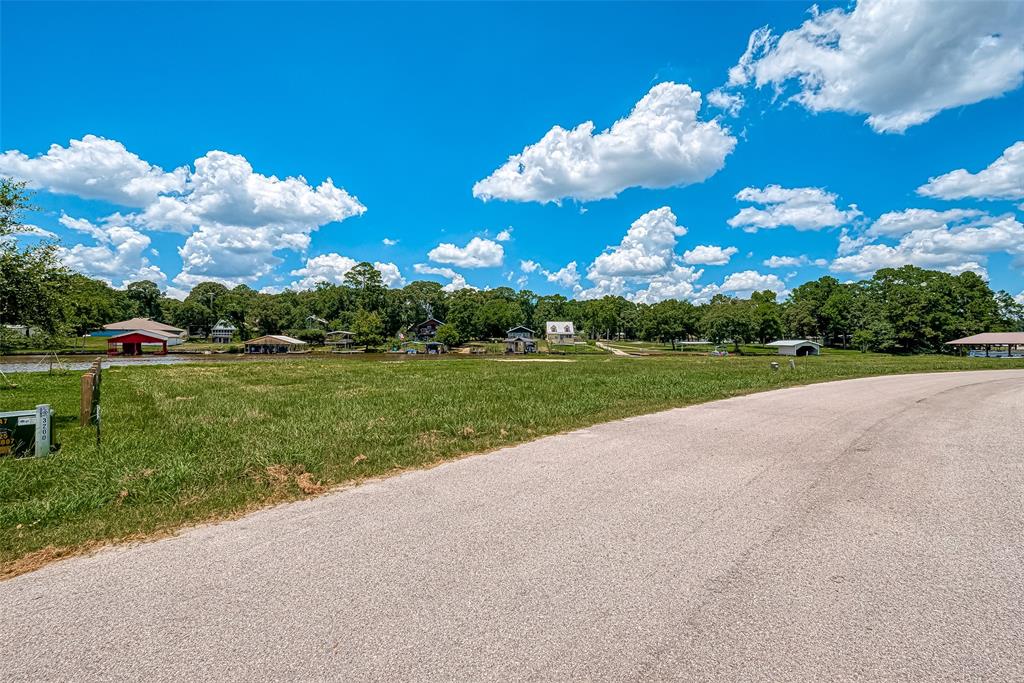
[[945, 332, 1024, 358]]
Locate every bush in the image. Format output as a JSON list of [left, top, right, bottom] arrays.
[[434, 323, 463, 348]]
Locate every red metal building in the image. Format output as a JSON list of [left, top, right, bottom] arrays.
[[106, 330, 172, 356]]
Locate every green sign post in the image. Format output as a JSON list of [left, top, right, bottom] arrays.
[[0, 404, 56, 458]]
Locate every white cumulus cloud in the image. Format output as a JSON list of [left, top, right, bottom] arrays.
[[287, 254, 406, 290], [473, 82, 736, 204], [589, 207, 687, 278], [519, 259, 540, 273], [917, 141, 1024, 201], [427, 236, 504, 268], [56, 215, 167, 287], [413, 263, 474, 291], [495, 227, 513, 241], [728, 185, 860, 232], [726, 0, 1024, 133], [682, 244, 738, 265], [707, 89, 745, 117], [867, 208, 986, 238], [831, 212, 1024, 278], [543, 261, 582, 289], [702, 270, 788, 299], [762, 254, 828, 268], [0, 135, 367, 292], [0, 135, 187, 207], [630, 265, 704, 304]]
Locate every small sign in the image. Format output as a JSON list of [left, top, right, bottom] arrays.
[[0, 405, 56, 458]]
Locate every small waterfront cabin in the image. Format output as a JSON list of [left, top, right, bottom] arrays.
[[107, 329, 175, 356], [210, 320, 236, 344], [766, 339, 821, 356], [243, 334, 309, 354], [546, 321, 575, 345], [326, 330, 355, 352], [505, 325, 537, 354], [414, 317, 445, 341]]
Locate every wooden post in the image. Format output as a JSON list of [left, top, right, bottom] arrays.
[[80, 372, 94, 426]]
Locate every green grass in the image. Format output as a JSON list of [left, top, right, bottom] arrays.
[[2, 352, 1022, 575]]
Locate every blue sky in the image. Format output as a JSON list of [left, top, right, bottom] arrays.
[[2, 1, 1022, 301]]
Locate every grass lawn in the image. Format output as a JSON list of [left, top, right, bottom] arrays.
[[2, 352, 1022, 576]]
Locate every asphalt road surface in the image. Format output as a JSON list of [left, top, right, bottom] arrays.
[[3, 370, 1023, 681]]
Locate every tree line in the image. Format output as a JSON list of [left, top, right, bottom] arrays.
[[2, 178, 1022, 353]]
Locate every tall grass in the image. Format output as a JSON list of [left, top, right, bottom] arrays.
[[1, 352, 1021, 575]]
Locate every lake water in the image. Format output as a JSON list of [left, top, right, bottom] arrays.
[[0, 351, 470, 374]]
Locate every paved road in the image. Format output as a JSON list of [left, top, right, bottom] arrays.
[[3, 370, 1023, 681]]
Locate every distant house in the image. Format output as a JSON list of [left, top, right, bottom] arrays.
[[2, 324, 40, 337], [767, 339, 821, 356], [305, 315, 329, 329], [545, 321, 575, 345], [97, 317, 188, 341], [210, 320, 237, 344], [414, 317, 444, 341], [107, 329, 176, 356], [243, 334, 309, 354], [505, 325, 537, 354], [326, 330, 354, 352]]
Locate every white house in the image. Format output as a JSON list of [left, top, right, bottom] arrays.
[[767, 339, 821, 356], [211, 319, 237, 344], [546, 321, 575, 345]]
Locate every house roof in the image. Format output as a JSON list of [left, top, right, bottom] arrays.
[[416, 317, 444, 327], [767, 339, 820, 347], [507, 325, 535, 333], [244, 334, 307, 345], [546, 321, 575, 334], [108, 329, 176, 342], [103, 318, 185, 335], [946, 332, 1024, 345], [212, 319, 236, 331]]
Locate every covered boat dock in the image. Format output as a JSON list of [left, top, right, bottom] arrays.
[[945, 332, 1024, 358]]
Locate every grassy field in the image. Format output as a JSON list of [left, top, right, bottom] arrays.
[[2, 352, 1022, 576]]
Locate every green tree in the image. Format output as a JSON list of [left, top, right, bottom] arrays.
[[475, 297, 525, 338], [250, 295, 290, 335], [0, 178, 70, 339], [750, 290, 783, 344], [344, 262, 386, 313], [65, 275, 130, 335], [125, 280, 163, 319], [352, 309, 385, 348], [433, 323, 462, 347], [446, 289, 485, 341], [700, 295, 755, 352]]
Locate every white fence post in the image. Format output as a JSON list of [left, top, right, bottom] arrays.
[[34, 404, 51, 457]]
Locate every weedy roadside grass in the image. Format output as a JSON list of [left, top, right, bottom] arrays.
[[2, 352, 1022, 576]]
